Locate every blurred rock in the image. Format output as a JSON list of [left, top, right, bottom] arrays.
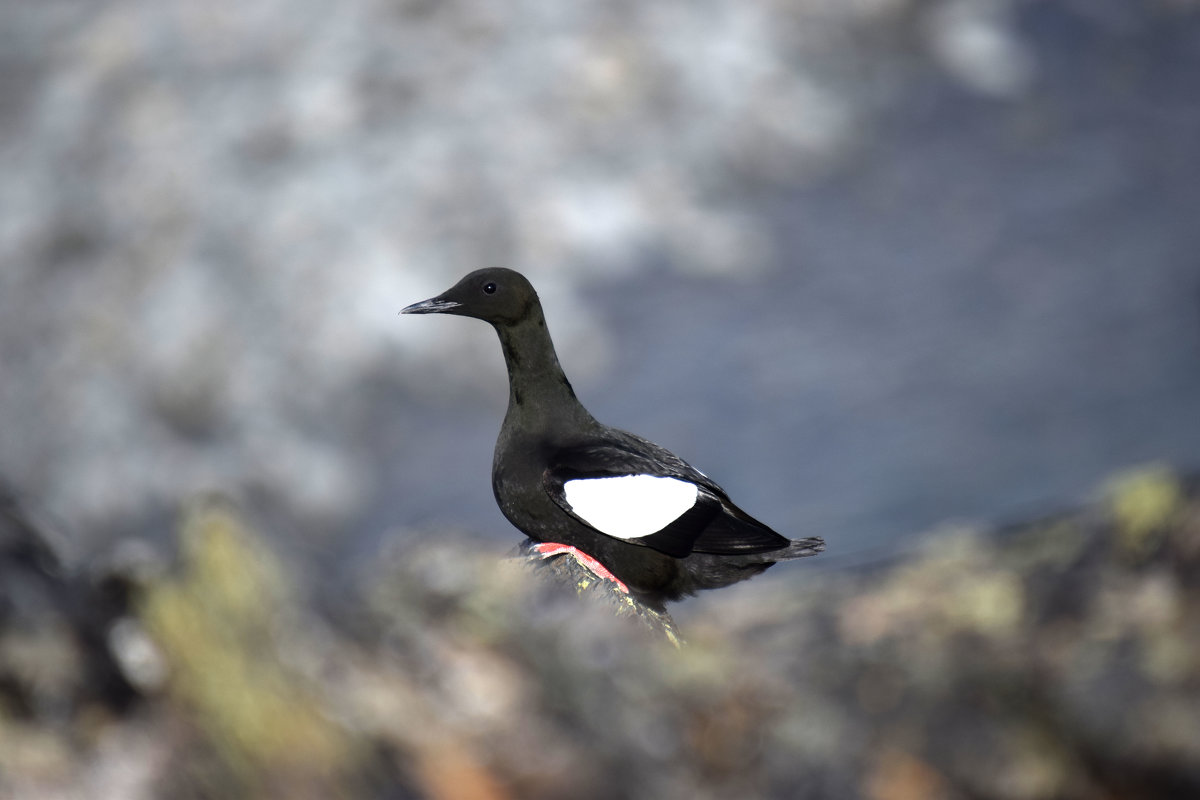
[[0, 482, 140, 722], [2, 465, 1199, 797], [511, 538, 684, 647], [0, 481, 157, 798]]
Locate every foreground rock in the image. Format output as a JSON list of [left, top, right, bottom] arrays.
[[1, 466, 1197, 799]]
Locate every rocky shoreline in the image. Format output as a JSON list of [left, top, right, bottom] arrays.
[[2, 465, 1197, 798]]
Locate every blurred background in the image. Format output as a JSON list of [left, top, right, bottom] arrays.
[[2, 1, 1200, 797], [2, 0, 1199, 573]]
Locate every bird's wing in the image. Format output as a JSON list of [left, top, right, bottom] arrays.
[[542, 435, 791, 558]]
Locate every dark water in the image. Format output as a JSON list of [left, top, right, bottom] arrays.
[[368, 6, 1200, 570]]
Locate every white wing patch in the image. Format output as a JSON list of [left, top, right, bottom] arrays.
[[562, 475, 699, 539]]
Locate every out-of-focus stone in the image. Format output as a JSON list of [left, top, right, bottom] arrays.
[[4, 468, 1200, 798]]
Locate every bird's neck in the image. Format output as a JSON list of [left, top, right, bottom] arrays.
[[494, 309, 596, 437]]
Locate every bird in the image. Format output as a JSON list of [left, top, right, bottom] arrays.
[[402, 268, 824, 609]]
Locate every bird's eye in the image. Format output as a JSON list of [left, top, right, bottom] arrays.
[[483, 282, 498, 295]]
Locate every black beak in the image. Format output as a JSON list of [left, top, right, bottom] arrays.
[[400, 297, 461, 315]]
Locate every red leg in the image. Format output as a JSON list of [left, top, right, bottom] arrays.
[[532, 542, 630, 594]]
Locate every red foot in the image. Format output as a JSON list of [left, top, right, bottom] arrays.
[[532, 542, 630, 594]]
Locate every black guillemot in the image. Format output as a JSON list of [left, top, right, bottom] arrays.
[[402, 268, 824, 609]]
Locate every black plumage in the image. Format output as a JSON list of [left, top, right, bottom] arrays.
[[402, 267, 824, 608]]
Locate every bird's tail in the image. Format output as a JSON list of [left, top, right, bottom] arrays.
[[771, 536, 825, 561]]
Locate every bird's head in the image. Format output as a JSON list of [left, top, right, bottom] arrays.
[[401, 267, 538, 327]]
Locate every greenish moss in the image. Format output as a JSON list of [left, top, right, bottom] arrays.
[[1105, 464, 1182, 558], [139, 501, 354, 790]]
